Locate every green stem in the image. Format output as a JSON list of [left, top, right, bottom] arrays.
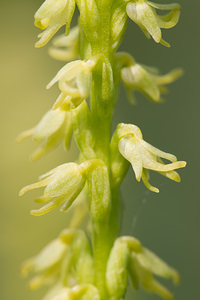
[[78, 2, 123, 299]]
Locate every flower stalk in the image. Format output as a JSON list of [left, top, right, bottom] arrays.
[[19, 0, 186, 299]]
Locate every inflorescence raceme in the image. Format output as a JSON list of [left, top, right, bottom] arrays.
[[19, 1, 186, 300]]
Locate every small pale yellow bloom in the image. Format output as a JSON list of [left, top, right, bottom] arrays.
[[34, 0, 75, 47], [121, 60, 183, 103], [126, 0, 180, 47], [17, 108, 72, 160], [21, 238, 67, 290], [117, 123, 186, 192], [47, 59, 96, 109], [49, 25, 79, 61], [19, 163, 86, 215]]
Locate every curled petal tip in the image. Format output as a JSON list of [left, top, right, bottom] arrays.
[[30, 210, 41, 216], [19, 187, 28, 196], [178, 161, 187, 168]]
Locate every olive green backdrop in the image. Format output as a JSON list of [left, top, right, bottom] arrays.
[[1, 1, 199, 299]]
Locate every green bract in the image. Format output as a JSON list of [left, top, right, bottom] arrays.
[[20, 0, 186, 299]]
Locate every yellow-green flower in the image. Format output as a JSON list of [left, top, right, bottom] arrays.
[[49, 25, 79, 61], [47, 59, 96, 110], [17, 108, 72, 160], [21, 238, 68, 290], [19, 163, 87, 215], [126, 0, 180, 47], [117, 123, 186, 192], [121, 60, 183, 103], [22, 229, 97, 299], [106, 236, 179, 299], [34, 0, 75, 47]]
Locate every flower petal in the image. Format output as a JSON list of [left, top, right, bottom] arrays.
[[142, 169, 159, 193], [126, 1, 161, 43], [139, 140, 177, 162], [119, 137, 143, 181], [33, 239, 67, 272], [33, 109, 66, 142], [19, 177, 52, 196], [31, 195, 67, 216]]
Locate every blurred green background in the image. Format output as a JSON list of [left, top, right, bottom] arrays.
[[1, 1, 199, 299]]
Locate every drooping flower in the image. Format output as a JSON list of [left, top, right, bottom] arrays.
[[121, 59, 183, 103], [129, 246, 179, 299], [22, 229, 96, 299], [126, 0, 180, 47], [49, 25, 79, 61], [19, 163, 87, 215], [116, 123, 186, 192], [19, 160, 103, 215], [21, 238, 68, 290], [34, 0, 75, 47], [47, 59, 97, 110], [106, 236, 179, 299], [17, 108, 72, 160]]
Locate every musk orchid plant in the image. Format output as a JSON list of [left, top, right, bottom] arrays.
[[19, 0, 186, 299]]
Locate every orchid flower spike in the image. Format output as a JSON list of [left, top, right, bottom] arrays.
[[126, 0, 180, 47], [116, 123, 186, 192], [121, 59, 183, 103], [34, 0, 75, 47]]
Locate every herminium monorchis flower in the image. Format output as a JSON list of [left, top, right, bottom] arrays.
[[17, 108, 72, 160], [49, 25, 79, 62], [126, 0, 180, 47], [106, 236, 179, 299], [117, 123, 186, 192], [34, 0, 75, 48], [21, 238, 68, 290], [47, 59, 96, 110], [22, 229, 97, 299], [121, 59, 183, 103], [19, 162, 87, 215]]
